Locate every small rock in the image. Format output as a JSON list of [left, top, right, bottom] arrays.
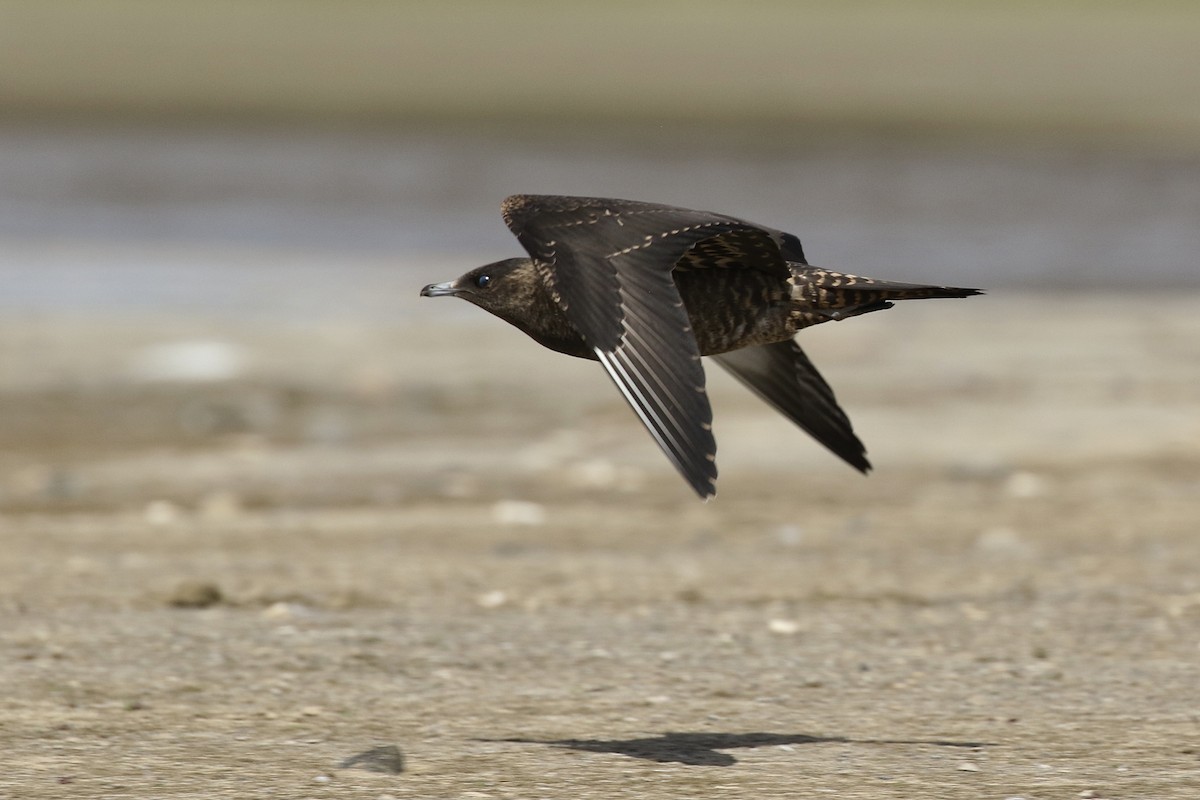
[[491, 500, 546, 526], [340, 744, 405, 774], [300, 705, 323, 717], [145, 499, 184, 526], [262, 601, 314, 620], [167, 580, 223, 609], [476, 590, 508, 609], [313, 773, 332, 784], [1004, 470, 1049, 499], [768, 619, 801, 635], [957, 761, 980, 772]]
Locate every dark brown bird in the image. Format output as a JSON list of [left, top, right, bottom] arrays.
[[421, 194, 980, 499]]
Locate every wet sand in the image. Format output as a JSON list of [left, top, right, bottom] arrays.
[[2, 293, 1198, 798]]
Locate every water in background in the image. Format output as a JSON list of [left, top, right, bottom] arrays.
[[1, 124, 1196, 321]]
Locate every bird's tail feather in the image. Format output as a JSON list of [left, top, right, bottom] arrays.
[[794, 268, 981, 321]]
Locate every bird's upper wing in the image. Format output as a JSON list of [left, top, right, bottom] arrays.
[[501, 194, 803, 498], [711, 339, 870, 473]]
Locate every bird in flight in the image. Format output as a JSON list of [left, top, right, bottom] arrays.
[[421, 195, 980, 499]]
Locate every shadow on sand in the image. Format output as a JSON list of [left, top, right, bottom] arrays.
[[485, 731, 990, 766]]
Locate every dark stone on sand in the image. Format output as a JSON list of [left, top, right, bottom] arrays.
[[167, 580, 223, 609], [339, 744, 405, 774]]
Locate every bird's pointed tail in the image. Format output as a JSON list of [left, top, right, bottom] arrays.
[[793, 268, 981, 322]]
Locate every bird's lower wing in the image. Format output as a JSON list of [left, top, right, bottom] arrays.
[[712, 340, 870, 473], [594, 263, 717, 499]]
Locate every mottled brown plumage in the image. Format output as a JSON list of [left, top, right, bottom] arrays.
[[420, 194, 980, 499]]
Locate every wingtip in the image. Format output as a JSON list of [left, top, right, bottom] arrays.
[[685, 466, 718, 501], [685, 470, 718, 501]]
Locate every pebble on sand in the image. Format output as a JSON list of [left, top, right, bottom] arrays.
[[167, 580, 223, 608], [1004, 470, 1049, 499], [476, 590, 508, 609], [768, 619, 801, 635], [144, 499, 184, 526], [491, 500, 546, 526], [339, 744, 405, 774], [262, 601, 315, 620]]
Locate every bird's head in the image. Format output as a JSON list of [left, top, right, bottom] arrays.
[[419, 258, 542, 320]]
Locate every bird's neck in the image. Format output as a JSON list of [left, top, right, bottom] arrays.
[[498, 265, 595, 360]]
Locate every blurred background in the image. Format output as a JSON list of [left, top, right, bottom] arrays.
[[2, 0, 1198, 317], [0, 0, 1197, 510]]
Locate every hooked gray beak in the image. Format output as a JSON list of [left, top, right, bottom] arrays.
[[420, 281, 458, 298]]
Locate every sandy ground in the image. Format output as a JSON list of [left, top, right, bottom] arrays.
[[1, 293, 1198, 799]]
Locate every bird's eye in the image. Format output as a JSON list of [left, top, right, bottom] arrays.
[[475, 274, 491, 288]]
